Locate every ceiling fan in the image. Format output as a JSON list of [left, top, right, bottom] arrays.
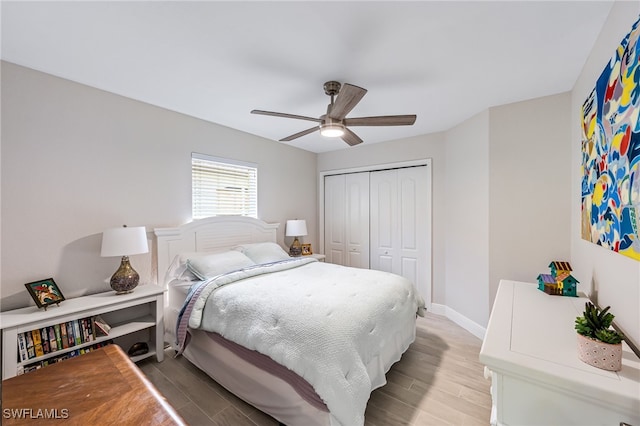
[[251, 81, 416, 146]]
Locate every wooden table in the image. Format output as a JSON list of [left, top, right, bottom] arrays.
[[1, 344, 185, 425]]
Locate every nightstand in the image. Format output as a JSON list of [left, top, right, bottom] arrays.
[[308, 253, 326, 262]]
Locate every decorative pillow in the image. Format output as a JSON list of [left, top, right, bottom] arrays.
[[186, 250, 256, 280], [234, 242, 291, 264]]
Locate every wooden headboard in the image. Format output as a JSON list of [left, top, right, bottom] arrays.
[[154, 216, 279, 287]]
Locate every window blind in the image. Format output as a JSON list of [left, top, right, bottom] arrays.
[[191, 153, 258, 220]]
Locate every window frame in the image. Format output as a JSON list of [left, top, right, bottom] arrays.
[[191, 153, 258, 220]]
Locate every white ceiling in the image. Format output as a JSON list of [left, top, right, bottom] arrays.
[[1, 1, 614, 153]]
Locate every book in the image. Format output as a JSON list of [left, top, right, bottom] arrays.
[[40, 328, 49, 354], [93, 315, 111, 336], [73, 320, 82, 345], [80, 318, 87, 342], [48, 326, 57, 352], [54, 324, 62, 350], [32, 329, 44, 357], [66, 321, 75, 347], [25, 331, 35, 359], [82, 318, 90, 342], [17, 332, 28, 362], [86, 317, 94, 342], [60, 322, 69, 349]]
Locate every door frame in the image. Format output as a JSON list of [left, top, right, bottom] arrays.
[[318, 158, 432, 309]]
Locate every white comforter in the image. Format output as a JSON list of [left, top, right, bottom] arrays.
[[182, 258, 425, 426]]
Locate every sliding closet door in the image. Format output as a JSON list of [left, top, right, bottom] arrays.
[[325, 174, 346, 265], [370, 166, 428, 295], [324, 173, 369, 268]]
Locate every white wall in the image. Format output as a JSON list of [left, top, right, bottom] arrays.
[[570, 1, 640, 346], [0, 61, 318, 310], [440, 93, 572, 331], [317, 133, 447, 306], [489, 93, 572, 308], [445, 110, 490, 327]]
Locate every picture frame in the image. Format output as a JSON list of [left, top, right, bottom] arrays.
[[301, 243, 313, 255], [24, 278, 65, 310]]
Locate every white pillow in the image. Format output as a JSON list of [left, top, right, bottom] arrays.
[[186, 250, 256, 280], [234, 242, 291, 264], [164, 252, 203, 284]]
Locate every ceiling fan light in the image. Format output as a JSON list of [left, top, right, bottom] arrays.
[[320, 122, 345, 138]]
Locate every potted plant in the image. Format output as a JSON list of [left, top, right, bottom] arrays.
[[575, 302, 624, 371]]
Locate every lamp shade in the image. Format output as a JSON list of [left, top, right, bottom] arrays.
[[101, 226, 149, 257], [285, 220, 308, 237]]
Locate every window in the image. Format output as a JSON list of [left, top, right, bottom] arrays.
[[191, 153, 258, 220]]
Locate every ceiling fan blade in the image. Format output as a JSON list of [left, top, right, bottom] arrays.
[[344, 115, 417, 126], [280, 126, 319, 142], [251, 110, 321, 123], [328, 84, 367, 120], [341, 128, 363, 146]]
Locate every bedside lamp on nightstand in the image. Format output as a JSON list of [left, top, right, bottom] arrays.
[[286, 219, 307, 257], [101, 225, 149, 295]]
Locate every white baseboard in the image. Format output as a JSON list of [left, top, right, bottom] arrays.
[[429, 303, 447, 316], [430, 303, 486, 340]]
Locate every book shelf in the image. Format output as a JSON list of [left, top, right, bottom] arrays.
[[1, 284, 164, 379]]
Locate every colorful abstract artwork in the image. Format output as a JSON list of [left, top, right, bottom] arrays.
[[581, 15, 640, 261]]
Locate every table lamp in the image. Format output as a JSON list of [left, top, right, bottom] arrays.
[[286, 219, 307, 257], [101, 225, 149, 294]]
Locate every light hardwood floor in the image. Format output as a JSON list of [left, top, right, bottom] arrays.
[[139, 313, 492, 425]]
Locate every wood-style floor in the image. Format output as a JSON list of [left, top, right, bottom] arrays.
[[139, 313, 492, 425]]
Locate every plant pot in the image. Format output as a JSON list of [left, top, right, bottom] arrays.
[[576, 333, 622, 371]]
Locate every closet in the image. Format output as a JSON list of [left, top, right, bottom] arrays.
[[323, 165, 430, 300]]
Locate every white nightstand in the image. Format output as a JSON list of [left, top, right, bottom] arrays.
[[307, 253, 326, 262], [0, 284, 164, 379]]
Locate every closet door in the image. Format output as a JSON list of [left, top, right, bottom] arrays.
[[370, 169, 398, 273], [324, 174, 347, 265], [324, 173, 369, 268], [370, 166, 427, 294]]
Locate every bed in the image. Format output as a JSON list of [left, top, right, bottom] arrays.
[[154, 216, 424, 426]]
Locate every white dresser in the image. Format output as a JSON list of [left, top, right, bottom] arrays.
[[480, 280, 640, 426]]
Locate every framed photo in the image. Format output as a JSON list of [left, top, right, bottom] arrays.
[[24, 278, 65, 310], [301, 243, 313, 255]]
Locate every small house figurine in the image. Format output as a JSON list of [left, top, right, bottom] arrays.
[[537, 273, 557, 294], [548, 261, 572, 277], [537, 261, 579, 297], [555, 271, 579, 297]]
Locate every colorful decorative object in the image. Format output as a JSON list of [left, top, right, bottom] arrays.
[[581, 15, 640, 261], [555, 272, 579, 297], [536, 274, 556, 292], [548, 261, 571, 276], [24, 278, 65, 310], [536, 261, 579, 297]]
